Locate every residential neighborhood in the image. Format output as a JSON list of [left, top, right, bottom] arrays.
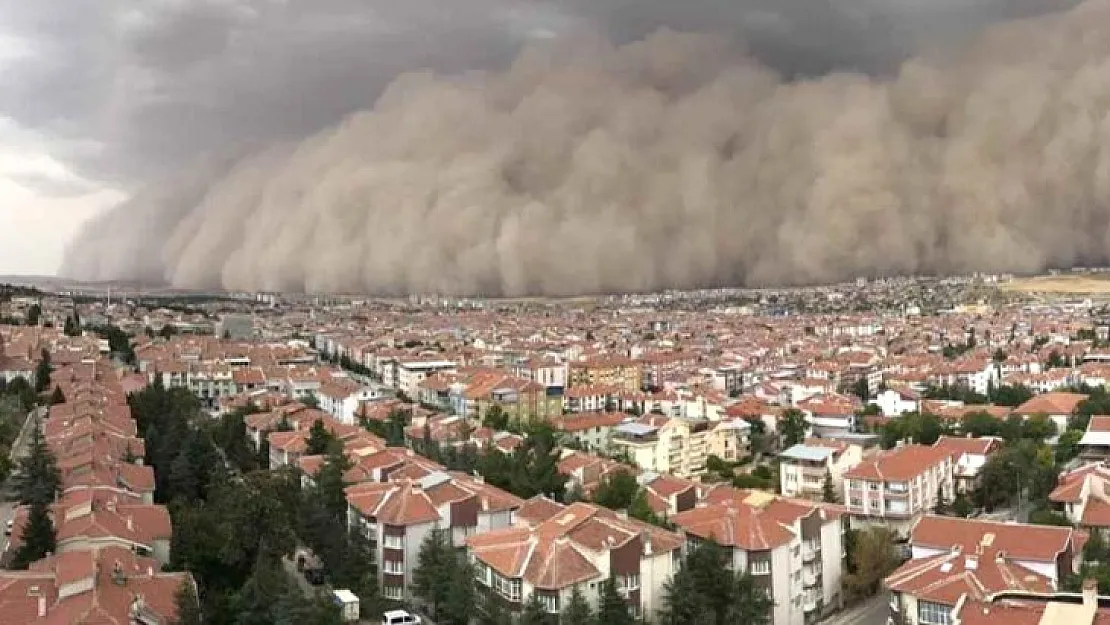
[[4, 274, 1110, 624]]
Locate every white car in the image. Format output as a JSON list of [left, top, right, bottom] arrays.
[[382, 610, 421, 625]]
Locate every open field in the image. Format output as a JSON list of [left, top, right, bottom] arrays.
[[999, 274, 1110, 294]]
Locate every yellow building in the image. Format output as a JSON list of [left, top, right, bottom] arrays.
[[568, 357, 642, 393], [609, 415, 749, 480]]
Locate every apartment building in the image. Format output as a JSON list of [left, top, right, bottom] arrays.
[[779, 438, 864, 501], [948, 581, 1107, 625], [1079, 417, 1110, 463], [0, 546, 193, 625], [6, 488, 174, 567], [609, 415, 714, 480], [843, 444, 956, 535], [317, 378, 384, 425], [672, 488, 847, 625], [397, 360, 458, 397], [568, 357, 643, 393], [885, 516, 1084, 625], [932, 436, 1003, 494], [344, 471, 522, 602], [1050, 462, 1110, 532], [1013, 392, 1089, 436], [550, 412, 629, 453], [466, 501, 683, 620]]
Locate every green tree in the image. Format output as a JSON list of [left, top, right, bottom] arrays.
[[478, 593, 514, 625], [961, 411, 1001, 438], [1057, 429, 1084, 465], [822, 470, 838, 504], [17, 422, 60, 506], [597, 578, 635, 625], [560, 585, 593, 625], [592, 470, 640, 511], [726, 574, 773, 625], [411, 528, 453, 619], [12, 498, 56, 569], [660, 539, 770, 625], [302, 393, 320, 409], [442, 560, 477, 625], [483, 404, 509, 431], [160, 324, 178, 339], [306, 419, 337, 456], [25, 303, 41, 326], [172, 579, 203, 625], [843, 527, 901, 602], [952, 492, 974, 518], [34, 350, 51, 393], [520, 593, 557, 625], [780, 409, 808, 448]]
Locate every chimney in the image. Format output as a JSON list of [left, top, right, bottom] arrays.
[[37, 595, 46, 618], [1083, 578, 1098, 609], [106, 500, 116, 512], [126, 516, 133, 531], [112, 561, 125, 586], [642, 531, 653, 556], [616, 509, 629, 520]]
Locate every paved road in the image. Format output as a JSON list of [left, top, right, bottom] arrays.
[[819, 594, 889, 625], [0, 406, 44, 561]]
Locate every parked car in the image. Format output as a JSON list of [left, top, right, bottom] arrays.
[[382, 610, 421, 625], [5, 519, 12, 536]]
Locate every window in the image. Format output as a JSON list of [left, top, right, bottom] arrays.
[[539, 594, 559, 613], [792, 545, 800, 557], [751, 560, 770, 575], [493, 574, 521, 601], [383, 535, 404, 550], [849, 497, 863, 508], [887, 481, 907, 493], [868, 482, 879, 491], [383, 586, 403, 600], [621, 573, 640, 591], [918, 601, 951, 625], [382, 560, 404, 575]]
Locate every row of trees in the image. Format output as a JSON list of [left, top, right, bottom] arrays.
[[129, 379, 351, 624], [10, 421, 61, 569]]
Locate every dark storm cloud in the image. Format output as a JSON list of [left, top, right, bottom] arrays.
[[1, 0, 1099, 294]]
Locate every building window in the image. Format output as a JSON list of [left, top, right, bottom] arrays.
[[383, 586, 403, 600], [539, 594, 559, 613], [383, 535, 404, 550], [918, 601, 951, 625], [382, 560, 403, 575], [751, 560, 770, 576], [494, 574, 522, 602], [620, 573, 640, 591]]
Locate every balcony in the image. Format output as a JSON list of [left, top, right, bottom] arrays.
[[802, 568, 818, 588], [802, 543, 819, 563]]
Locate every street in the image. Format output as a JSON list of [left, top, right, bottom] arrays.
[[0, 406, 44, 561], [819, 594, 889, 625]]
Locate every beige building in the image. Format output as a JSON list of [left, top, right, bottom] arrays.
[[610, 415, 746, 480], [843, 444, 956, 536], [779, 438, 864, 501]]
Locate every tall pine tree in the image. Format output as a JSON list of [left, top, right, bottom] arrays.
[[597, 578, 635, 625], [411, 528, 453, 619], [12, 499, 56, 569], [560, 585, 593, 625]]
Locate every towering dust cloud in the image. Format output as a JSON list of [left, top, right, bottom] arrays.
[[61, 0, 1110, 296]]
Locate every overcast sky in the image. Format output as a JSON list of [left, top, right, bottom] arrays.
[[0, 0, 1077, 276]]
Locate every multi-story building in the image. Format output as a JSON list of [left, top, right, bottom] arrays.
[[550, 411, 629, 453], [609, 415, 715, 480], [317, 378, 384, 424], [843, 444, 956, 535], [1079, 417, 1110, 463], [884, 516, 1084, 625], [397, 360, 458, 398], [466, 501, 683, 620], [932, 435, 1003, 494], [568, 357, 643, 393], [779, 438, 864, 501], [344, 471, 522, 602], [1049, 462, 1110, 533], [672, 488, 847, 625]]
